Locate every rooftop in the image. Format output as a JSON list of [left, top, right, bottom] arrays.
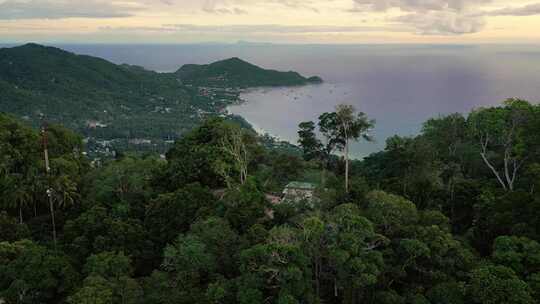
[[284, 182, 317, 190]]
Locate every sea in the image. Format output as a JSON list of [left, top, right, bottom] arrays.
[[3, 43, 540, 158]]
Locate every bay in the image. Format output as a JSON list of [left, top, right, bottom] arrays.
[[4, 43, 539, 157]]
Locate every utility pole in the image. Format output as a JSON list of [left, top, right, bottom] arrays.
[[42, 121, 57, 249]]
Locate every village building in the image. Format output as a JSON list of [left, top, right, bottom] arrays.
[[87, 120, 108, 129], [129, 138, 152, 145], [282, 182, 317, 203], [210, 182, 317, 219]]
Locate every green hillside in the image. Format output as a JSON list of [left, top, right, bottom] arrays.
[[0, 43, 196, 137], [176, 57, 323, 88], [0, 44, 319, 156]]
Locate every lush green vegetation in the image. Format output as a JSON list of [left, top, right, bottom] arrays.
[[0, 44, 319, 157], [1, 97, 540, 304], [176, 57, 322, 88]]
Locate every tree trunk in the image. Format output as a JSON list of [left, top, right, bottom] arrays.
[[345, 139, 349, 193], [480, 152, 508, 191], [43, 125, 57, 249], [48, 193, 57, 249], [19, 205, 23, 224], [321, 168, 326, 188], [503, 148, 517, 191], [344, 285, 356, 304], [321, 157, 328, 188], [314, 260, 321, 300], [450, 178, 456, 201]]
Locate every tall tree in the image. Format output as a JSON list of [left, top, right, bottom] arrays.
[[320, 104, 375, 193], [300, 215, 326, 300], [68, 275, 114, 304], [82, 251, 142, 304], [422, 113, 468, 203], [2, 175, 32, 224], [327, 204, 385, 303], [41, 123, 85, 247], [0, 240, 78, 303], [219, 126, 251, 186], [298, 120, 327, 186], [298, 121, 323, 161], [238, 225, 314, 303], [468, 265, 534, 304], [468, 99, 534, 191], [0, 114, 41, 224]]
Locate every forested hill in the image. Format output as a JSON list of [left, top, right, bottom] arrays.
[[2, 99, 540, 304], [0, 43, 195, 143], [1, 43, 143, 110], [176, 57, 323, 87], [0, 44, 319, 156]]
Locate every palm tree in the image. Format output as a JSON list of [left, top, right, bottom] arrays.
[[51, 174, 79, 208], [12, 182, 32, 224], [1, 174, 32, 223], [44, 173, 79, 247]]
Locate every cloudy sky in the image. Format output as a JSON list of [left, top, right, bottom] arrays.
[[1, 0, 539, 43]]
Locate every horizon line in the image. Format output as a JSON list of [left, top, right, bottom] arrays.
[[2, 41, 540, 47]]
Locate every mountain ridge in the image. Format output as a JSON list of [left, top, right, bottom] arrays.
[[176, 56, 322, 88]]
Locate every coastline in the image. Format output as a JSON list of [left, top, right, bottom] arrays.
[[224, 82, 382, 160], [226, 88, 297, 144]]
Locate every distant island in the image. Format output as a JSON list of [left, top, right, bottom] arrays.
[[176, 57, 322, 88], [0, 43, 322, 156]]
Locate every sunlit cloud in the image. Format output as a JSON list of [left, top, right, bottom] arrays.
[[0, 0, 145, 19], [483, 2, 540, 16], [351, 0, 492, 12], [393, 11, 486, 35], [0, 0, 539, 43], [350, 0, 493, 35]]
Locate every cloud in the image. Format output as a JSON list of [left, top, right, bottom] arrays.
[[483, 3, 540, 16], [0, 0, 144, 19], [156, 0, 318, 13], [101, 23, 405, 34], [352, 0, 491, 12], [351, 0, 491, 35], [2, 0, 536, 40], [202, 7, 247, 14], [269, 0, 320, 12], [394, 11, 485, 35], [196, 0, 318, 13]]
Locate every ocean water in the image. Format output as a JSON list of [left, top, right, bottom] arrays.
[[3, 43, 540, 157]]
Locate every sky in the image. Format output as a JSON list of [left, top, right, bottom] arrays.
[[0, 0, 539, 44]]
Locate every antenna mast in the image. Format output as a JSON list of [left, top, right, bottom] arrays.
[[42, 121, 57, 249]]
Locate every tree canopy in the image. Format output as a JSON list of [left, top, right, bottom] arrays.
[[2, 99, 540, 304]]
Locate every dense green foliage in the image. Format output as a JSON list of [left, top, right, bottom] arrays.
[[1, 97, 540, 304], [0, 44, 318, 156]]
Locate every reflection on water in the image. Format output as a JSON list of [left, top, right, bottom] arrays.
[[224, 46, 540, 158]]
